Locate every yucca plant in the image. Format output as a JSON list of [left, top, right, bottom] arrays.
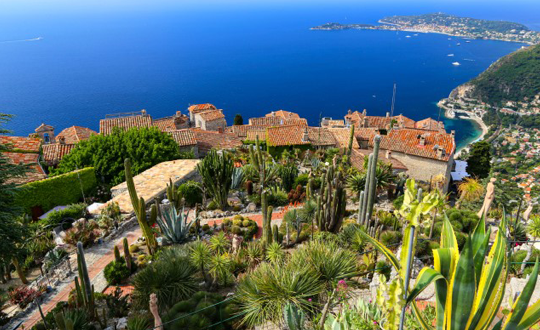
[[209, 231, 230, 255], [155, 203, 193, 244], [190, 240, 212, 285], [266, 242, 285, 264]]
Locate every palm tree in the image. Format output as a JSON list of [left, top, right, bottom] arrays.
[[456, 177, 484, 208]]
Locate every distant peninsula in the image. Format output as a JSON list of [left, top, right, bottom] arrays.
[[311, 13, 540, 45]]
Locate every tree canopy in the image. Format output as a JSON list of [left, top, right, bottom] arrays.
[[466, 140, 492, 179], [53, 127, 181, 185], [234, 114, 244, 126]]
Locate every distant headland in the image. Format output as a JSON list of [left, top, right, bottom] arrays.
[[311, 13, 540, 45]]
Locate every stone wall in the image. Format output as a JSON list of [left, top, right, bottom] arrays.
[[391, 151, 454, 192]]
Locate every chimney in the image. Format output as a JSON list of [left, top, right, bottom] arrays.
[[437, 147, 445, 158], [419, 135, 426, 146], [451, 130, 455, 137], [348, 109, 352, 115], [302, 127, 309, 142], [386, 112, 390, 118], [386, 150, 392, 159], [176, 111, 182, 117], [141, 109, 147, 116], [363, 117, 369, 128]]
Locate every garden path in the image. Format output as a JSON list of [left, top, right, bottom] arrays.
[[21, 227, 142, 329]]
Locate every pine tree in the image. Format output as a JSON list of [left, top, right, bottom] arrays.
[[466, 140, 492, 179], [233, 114, 244, 126]]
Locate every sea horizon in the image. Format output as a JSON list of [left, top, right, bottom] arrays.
[[1, 1, 538, 150]]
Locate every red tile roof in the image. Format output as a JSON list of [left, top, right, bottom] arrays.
[[266, 125, 309, 147], [351, 149, 408, 171], [0, 136, 42, 152], [249, 117, 308, 127], [415, 118, 445, 132], [328, 128, 359, 149], [198, 110, 225, 122], [228, 125, 268, 138], [265, 110, 300, 119], [1, 135, 46, 184], [153, 117, 177, 132], [99, 115, 152, 135], [307, 127, 337, 147], [246, 129, 266, 141], [56, 126, 97, 144], [193, 130, 243, 155], [188, 103, 217, 113], [357, 128, 455, 161], [42, 143, 77, 166], [169, 129, 197, 147]]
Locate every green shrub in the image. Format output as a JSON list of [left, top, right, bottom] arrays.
[[242, 220, 251, 227], [268, 189, 288, 207], [41, 203, 87, 229], [163, 291, 238, 330], [293, 174, 309, 188], [393, 195, 404, 210], [15, 168, 97, 214], [380, 230, 402, 247], [104, 259, 131, 285], [178, 181, 203, 206], [231, 226, 242, 235]]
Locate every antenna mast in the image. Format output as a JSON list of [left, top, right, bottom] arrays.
[[390, 83, 397, 117]]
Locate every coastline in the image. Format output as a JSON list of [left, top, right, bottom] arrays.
[[438, 102, 489, 158]]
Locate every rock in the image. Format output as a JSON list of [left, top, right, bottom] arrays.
[[247, 203, 257, 212], [116, 317, 128, 330]]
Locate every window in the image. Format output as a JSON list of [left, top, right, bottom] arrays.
[[44, 133, 50, 143]]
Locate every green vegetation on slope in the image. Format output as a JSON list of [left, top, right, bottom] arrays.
[[469, 44, 540, 104]]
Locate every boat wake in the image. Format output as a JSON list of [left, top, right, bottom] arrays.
[[0, 37, 43, 44]]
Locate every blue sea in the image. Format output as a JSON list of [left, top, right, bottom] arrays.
[[1, 0, 539, 149]]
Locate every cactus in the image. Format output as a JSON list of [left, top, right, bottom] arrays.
[[272, 224, 280, 244], [123, 237, 132, 272], [246, 180, 253, 195], [75, 242, 95, 318], [357, 190, 365, 224], [125, 158, 158, 255], [347, 124, 355, 160], [114, 246, 121, 263], [261, 191, 273, 245], [314, 163, 346, 233], [283, 303, 306, 330], [166, 178, 182, 211], [306, 177, 314, 200], [249, 136, 278, 195], [357, 135, 382, 232]]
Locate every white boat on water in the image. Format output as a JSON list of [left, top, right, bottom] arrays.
[[447, 54, 455, 57], [466, 40, 471, 43], [413, 33, 418, 36], [457, 43, 461, 46], [452, 62, 461, 66], [406, 35, 411, 38]]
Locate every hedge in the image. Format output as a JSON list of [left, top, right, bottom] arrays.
[[15, 167, 97, 214]]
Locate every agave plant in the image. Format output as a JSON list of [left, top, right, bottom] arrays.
[[231, 167, 245, 190], [155, 203, 193, 245]]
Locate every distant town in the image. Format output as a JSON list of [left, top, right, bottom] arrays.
[[311, 13, 540, 44]]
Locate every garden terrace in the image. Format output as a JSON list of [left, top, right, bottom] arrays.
[[99, 159, 200, 214]]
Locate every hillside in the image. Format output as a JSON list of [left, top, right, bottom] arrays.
[[451, 44, 540, 105]]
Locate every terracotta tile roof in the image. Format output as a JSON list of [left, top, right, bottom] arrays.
[[153, 117, 177, 132], [0, 136, 42, 152], [345, 110, 365, 126], [42, 143, 77, 166], [246, 129, 266, 141], [99, 115, 152, 135], [1, 136, 46, 184], [357, 128, 455, 162], [56, 126, 97, 144], [249, 116, 308, 127], [169, 129, 197, 147], [328, 128, 359, 149], [193, 130, 243, 155], [35, 123, 54, 133], [188, 103, 217, 113], [265, 110, 300, 119], [355, 127, 379, 142], [198, 110, 225, 122], [266, 125, 309, 147], [307, 127, 337, 147], [324, 119, 345, 127], [351, 149, 408, 171], [415, 118, 445, 132]]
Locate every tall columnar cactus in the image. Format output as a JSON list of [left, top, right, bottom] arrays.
[[75, 242, 95, 318], [197, 150, 234, 210], [249, 137, 277, 195], [125, 158, 158, 255], [358, 135, 382, 228], [114, 246, 121, 263], [123, 237, 132, 272], [272, 224, 280, 244], [261, 191, 273, 245], [306, 177, 314, 201], [315, 163, 346, 233], [347, 124, 355, 160], [166, 178, 182, 211]]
